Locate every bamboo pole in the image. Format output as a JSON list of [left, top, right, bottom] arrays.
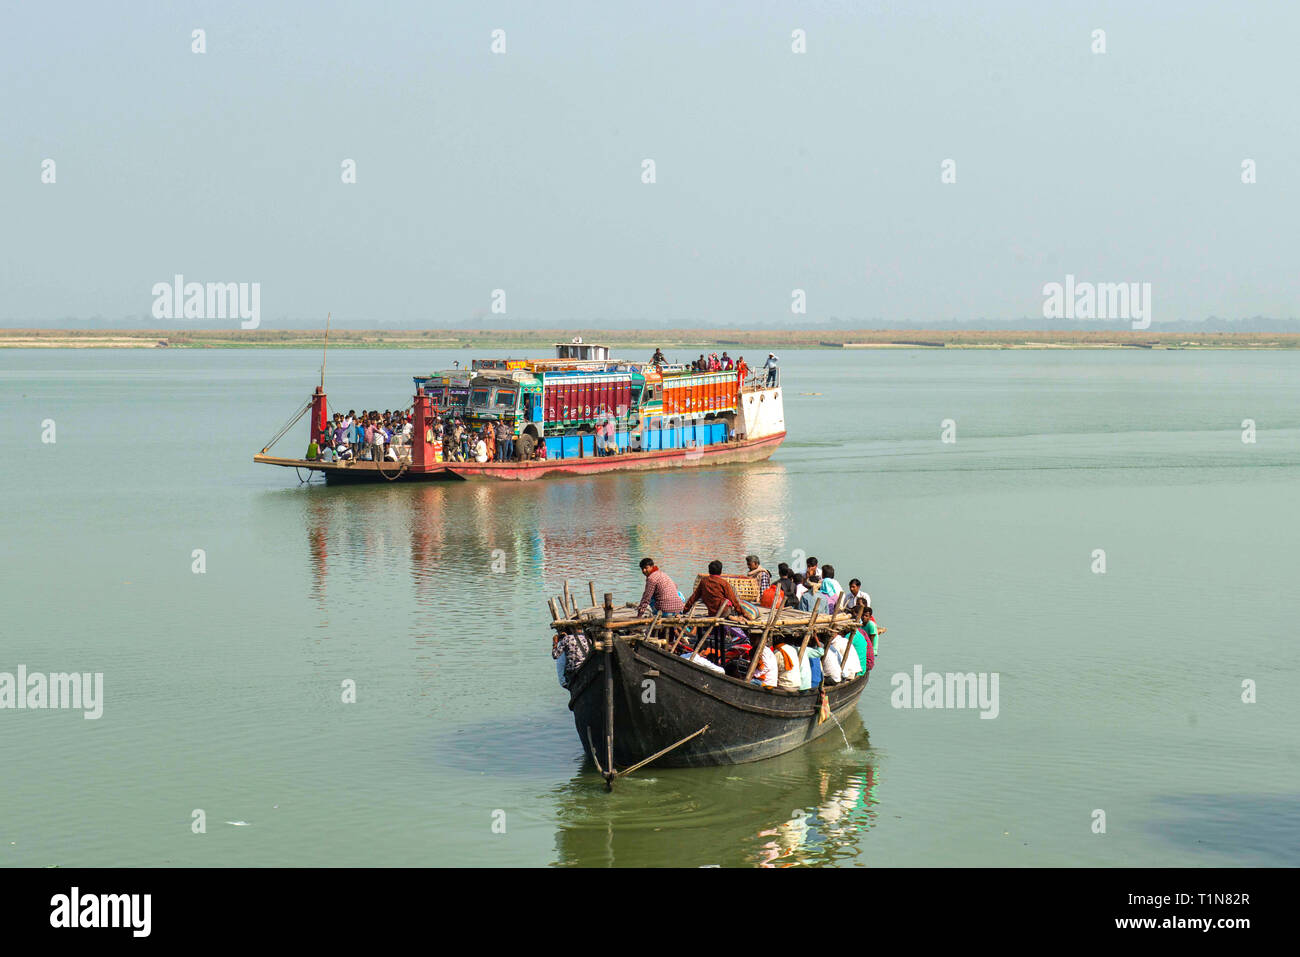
[[615, 724, 710, 778], [320, 312, 331, 390], [688, 600, 731, 663], [795, 596, 823, 684], [589, 581, 597, 608], [744, 594, 785, 682], [563, 580, 573, 617], [548, 598, 562, 621], [602, 592, 615, 791]]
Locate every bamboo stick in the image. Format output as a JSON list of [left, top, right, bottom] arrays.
[[564, 580, 574, 617], [689, 600, 731, 663], [744, 594, 785, 682], [589, 581, 597, 607], [602, 592, 615, 790], [615, 724, 710, 778], [795, 596, 822, 682]]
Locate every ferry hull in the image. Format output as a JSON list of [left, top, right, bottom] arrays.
[[254, 431, 785, 484]]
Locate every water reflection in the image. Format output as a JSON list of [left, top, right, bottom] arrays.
[[299, 464, 793, 616], [550, 713, 881, 867]]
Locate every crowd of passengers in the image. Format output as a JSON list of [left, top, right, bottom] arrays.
[[649, 349, 780, 386], [557, 554, 884, 691], [309, 409, 414, 463], [311, 405, 652, 466]]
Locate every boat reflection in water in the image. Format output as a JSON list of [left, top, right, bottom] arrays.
[[550, 711, 881, 868]]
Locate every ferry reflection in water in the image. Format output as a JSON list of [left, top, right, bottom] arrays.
[[550, 712, 881, 868], [303, 463, 796, 619]]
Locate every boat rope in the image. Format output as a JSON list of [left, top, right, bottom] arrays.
[[260, 399, 312, 454], [374, 455, 408, 481]]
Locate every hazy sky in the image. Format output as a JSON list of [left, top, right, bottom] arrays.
[[2, 1, 1296, 326]]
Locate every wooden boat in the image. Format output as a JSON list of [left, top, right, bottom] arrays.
[[551, 592, 870, 787]]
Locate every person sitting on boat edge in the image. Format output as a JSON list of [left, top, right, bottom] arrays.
[[636, 558, 685, 617], [849, 613, 876, 674], [682, 560, 756, 621], [745, 554, 772, 595], [751, 640, 778, 688], [775, 638, 812, 692], [820, 631, 863, 684]]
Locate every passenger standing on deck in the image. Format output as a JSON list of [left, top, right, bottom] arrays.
[[736, 356, 749, 384], [764, 353, 779, 386], [635, 558, 685, 616], [495, 420, 511, 461], [720, 352, 734, 370], [745, 555, 771, 594], [362, 419, 375, 460], [682, 561, 756, 620]]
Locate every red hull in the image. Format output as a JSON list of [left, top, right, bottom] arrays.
[[254, 432, 786, 484]]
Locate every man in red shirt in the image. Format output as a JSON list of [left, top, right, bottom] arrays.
[[682, 561, 756, 620]]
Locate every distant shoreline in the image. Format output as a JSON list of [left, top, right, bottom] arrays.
[[2, 328, 1298, 350]]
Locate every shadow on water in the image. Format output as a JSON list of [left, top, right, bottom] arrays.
[[548, 712, 882, 867], [1145, 794, 1300, 866]]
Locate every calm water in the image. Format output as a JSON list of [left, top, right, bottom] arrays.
[[2, 347, 1298, 867]]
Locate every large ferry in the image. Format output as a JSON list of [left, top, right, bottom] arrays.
[[254, 340, 786, 483]]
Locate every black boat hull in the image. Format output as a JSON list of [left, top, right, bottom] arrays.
[[568, 637, 869, 769]]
